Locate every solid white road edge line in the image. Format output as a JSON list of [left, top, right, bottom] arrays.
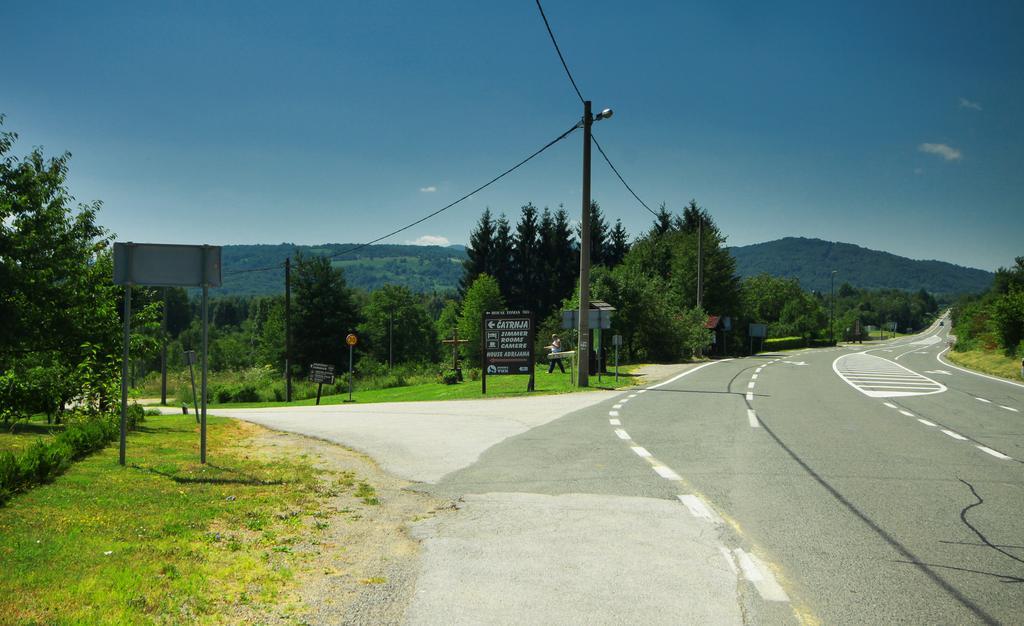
[[677, 495, 722, 524], [645, 359, 732, 390], [734, 549, 790, 602], [937, 346, 1024, 389], [977, 446, 1012, 460]]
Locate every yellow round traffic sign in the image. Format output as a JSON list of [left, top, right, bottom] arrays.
[[346, 333, 358, 347]]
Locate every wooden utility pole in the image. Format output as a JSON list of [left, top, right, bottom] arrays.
[[285, 257, 292, 402]]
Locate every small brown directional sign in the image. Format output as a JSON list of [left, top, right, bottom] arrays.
[[308, 363, 336, 385], [483, 310, 534, 376]]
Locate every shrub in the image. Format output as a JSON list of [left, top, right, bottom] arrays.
[[231, 383, 260, 403], [763, 337, 807, 351], [439, 369, 460, 385]]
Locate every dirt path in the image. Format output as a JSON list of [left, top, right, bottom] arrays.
[[231, 423, 447, 625]]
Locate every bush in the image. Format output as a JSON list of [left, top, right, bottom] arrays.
[[231, 383, 261, 403], [763, 337, 807, 351], [439, 369, 460, 385]]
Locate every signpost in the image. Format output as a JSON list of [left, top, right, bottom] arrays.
[[482, 310, 534, 394], [308, 363, 336, 405], [612, 334, 623, 382], [185, 350, 199, 423], [749, 323, 767, 355], [345, 334, 358, 402], [114, 242, 221, 465]]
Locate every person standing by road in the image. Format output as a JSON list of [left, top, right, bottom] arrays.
[[546, 334, 565, 373]]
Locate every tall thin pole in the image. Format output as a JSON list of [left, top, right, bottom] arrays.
[[120, 285, 131, 466], [696, 216, 703, 310], [389, 311, 393, 370], [576, 100, 593, 387], [284, 257, 292, 402], [830, 271, 836, 344], [201, 284, 208, 464], [160, 287, 167, 405]]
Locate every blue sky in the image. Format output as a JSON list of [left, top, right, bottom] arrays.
[[5, 1, 1022, 271]]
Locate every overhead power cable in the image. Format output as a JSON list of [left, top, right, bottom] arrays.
[[534, 0, 660, 219], [591, 134, 658, 217], [224, 122, 580, 277], [534, 0, 585, 104]]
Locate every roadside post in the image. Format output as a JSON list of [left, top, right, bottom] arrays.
[[482, 310, 534, 394], [749, 323, 767, 355], [612, 334, 623, 382], [308, 363, 336, 405], [185, 350, 199, 423], [114, 242, 221, 465], [345, 334, 358, 402]]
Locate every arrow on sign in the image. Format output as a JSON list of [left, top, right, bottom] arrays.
[[487, 320, 496, 329]]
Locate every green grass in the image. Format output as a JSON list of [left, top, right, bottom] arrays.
[[0, 413, 322, 624], [947, 348, 1023, 381], [205, 365, 645, 408], [0, 415, 66, 456]]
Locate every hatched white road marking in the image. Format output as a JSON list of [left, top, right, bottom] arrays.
[[614, 429, 630, 440], [653, 465, 682, 480], [747, 409, 760, 428], [975, 397, 991, 404], [942, 429, 968, 441], [677, 495, 722, 524], [977, 446, 1011, 460], [631, 446, 652, 458], [609, 418, 621, 426], [1001, 405, 1019, 413], [833, 353, 946, 398], [918, 419, 937, 427], [734, 549, 790, 602]]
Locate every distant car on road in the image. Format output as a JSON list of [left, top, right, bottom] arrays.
[[939, 321, 944, 326]]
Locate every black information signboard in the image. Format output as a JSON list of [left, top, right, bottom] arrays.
[[482, 310, 534, 393], [308, 363, 336, 385]]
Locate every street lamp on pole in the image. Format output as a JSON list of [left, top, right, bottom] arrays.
[[576, 101, 614, 388], [830, 270, 837, 345]]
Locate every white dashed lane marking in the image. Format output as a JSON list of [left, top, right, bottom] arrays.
[[631, 446, 652, 458], [884, 402, 898, 409], [609, 418, 620, 426], [942, 429, 968, 441], [653, 465, 682, 480], [899, 410, 914, 417], [609, 411, 619, 417], [918, 419, 937, 427], [614, 429, 630, 440], [977, 446, 1012, 460], [976, 397, 992, 404], [733, 549, 790, 602], [612, 404, 622, 409], [1001, 405, 1018, 412], [747, 409, 759, 428], [746, 392, 754, 401], [677, 495, 722, 524]]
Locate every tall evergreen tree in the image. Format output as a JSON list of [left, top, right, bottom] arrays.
[[551, 206, 577, 315], [578, 200, 609, 266], [512, 203, 542, 312], [291, 252, 359, 372], [607, 219, 630, 267], [492, 213, 514, 300], [651, 202, 673, 236], [460, 208, 495, 296]]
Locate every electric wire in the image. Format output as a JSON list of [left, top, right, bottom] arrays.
[[533, 0, 660, 219], [534, 0, 585, 104], [224, 122, 580, 277]]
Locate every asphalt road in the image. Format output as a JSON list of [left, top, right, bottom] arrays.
[[419, 318, 1024, 624]]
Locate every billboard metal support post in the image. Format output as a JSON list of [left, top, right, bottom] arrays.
[[285, 257, 292, 402], [160, 287, 168, 405], [120, 285, 131, 466], [200, 283, 208, 464], [347, 344, 354, 402]]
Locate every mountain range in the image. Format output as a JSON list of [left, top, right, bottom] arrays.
[[214, 238, 993, 298], [727, 237, 993, 295]]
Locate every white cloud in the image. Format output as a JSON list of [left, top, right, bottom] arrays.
[[419, 185, 437, 193], [958, 97, 982, 111], [918, 143, 962, 161], [407, 235, 450, 246]]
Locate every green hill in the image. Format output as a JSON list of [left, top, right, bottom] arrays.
[[728, 237, 993, 295], [217, 243, 467, 296]]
